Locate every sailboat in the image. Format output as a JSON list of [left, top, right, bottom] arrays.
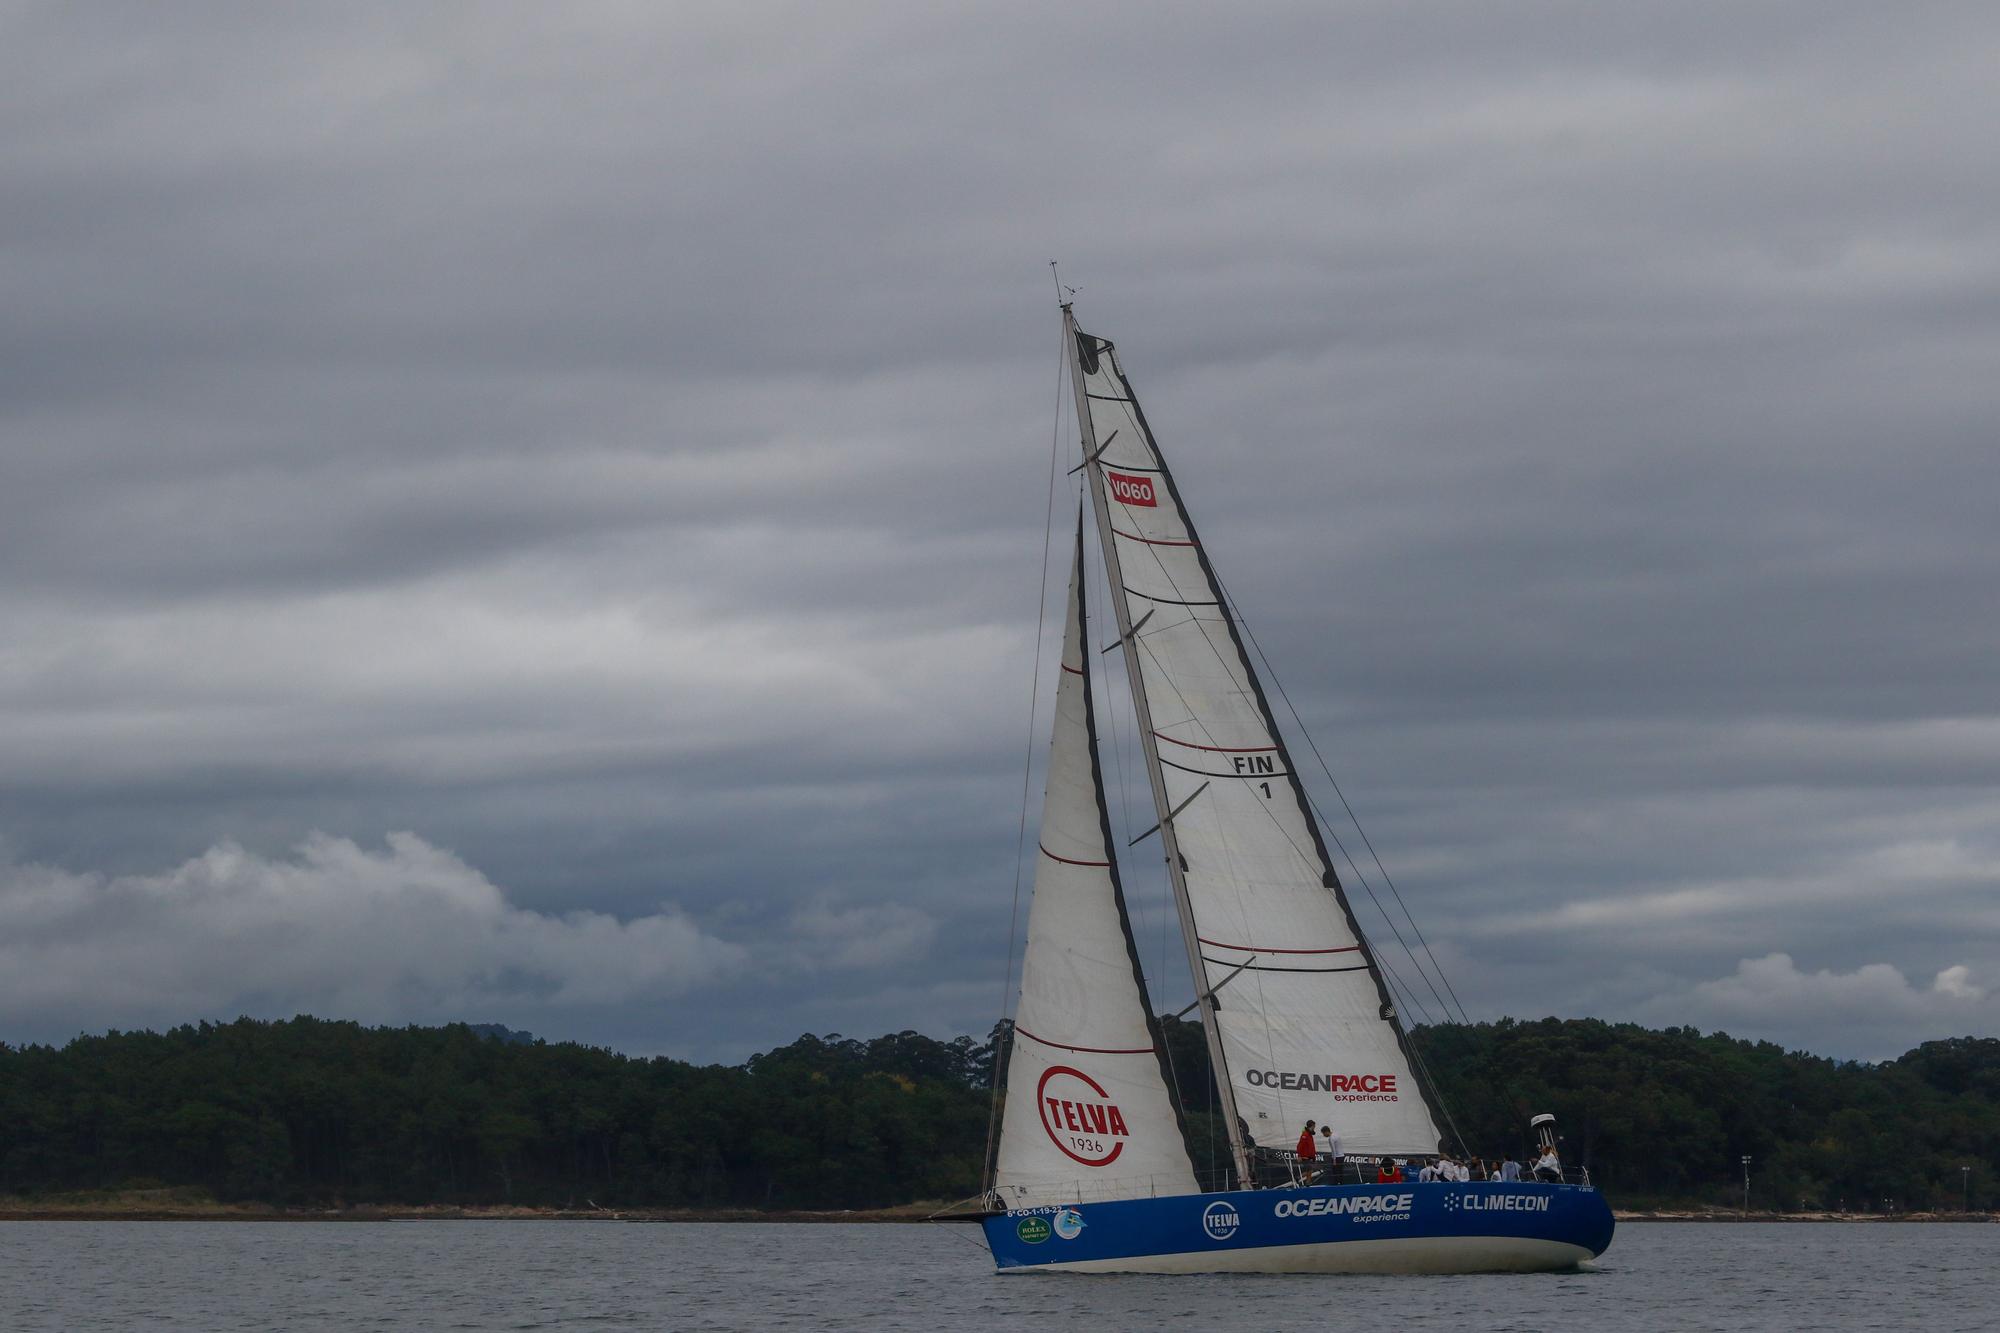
[[976, 307, 1615, 1274]]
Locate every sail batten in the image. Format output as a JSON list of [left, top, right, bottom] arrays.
[[1069, 315, 1447, 1162]]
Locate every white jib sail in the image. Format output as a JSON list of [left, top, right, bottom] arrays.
[[993, 529, 1199, 1208], [1072, 324, 1444, 1158]]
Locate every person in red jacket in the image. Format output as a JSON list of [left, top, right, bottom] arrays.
[[1295, 1119, 1319, 1184], [1376, 1157, 1405, 1184]]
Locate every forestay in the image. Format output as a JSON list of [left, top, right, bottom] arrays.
[[993, 531, 1199, 1207], [1071, 323, 1444, 1158]]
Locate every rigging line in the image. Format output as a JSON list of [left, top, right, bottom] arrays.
[[1296, 787, 1454, 1029], [1081, 511, 1160, 1054], [1370, 940, 1433, 1029], [983, 322, 1070, 1190], [1110, 457, 1459, 1027], [1370, 962, 1467, 1157], [1086, 396, 1456, 1037], [1204, 556, 1464, 1023], [1396, 1005, 1473, 1160], [1081, 527, 1193, 1156], [1107, 595, 1399, 1074], [1107, 584, 1454, 1053], [1087, 355, 1446, 1151], [1081, 401, 1357, 883], [1126, 629, 1358, 914], [1089, 509, 1135, 847], [1088, 376, 1432, 1016], [1216, 576, 1473, 1029]]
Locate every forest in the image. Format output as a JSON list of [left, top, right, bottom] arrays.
[[1, 1015, 1993, 1213]]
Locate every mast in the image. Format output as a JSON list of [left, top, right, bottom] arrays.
[[1065, 303, 1255, 1189], [990, 518, 1199, 1208]]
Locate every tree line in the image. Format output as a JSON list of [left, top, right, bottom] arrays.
[[0, 1015, 1992, 1212]]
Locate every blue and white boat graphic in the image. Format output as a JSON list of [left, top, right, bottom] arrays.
[[984, 1182, 1614, 1275]]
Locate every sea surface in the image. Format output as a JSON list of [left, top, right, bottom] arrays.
[[5, 1219, 1994, 1331]]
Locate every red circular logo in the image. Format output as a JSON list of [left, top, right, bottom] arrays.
[[1036, 1064, 1129, 1167]]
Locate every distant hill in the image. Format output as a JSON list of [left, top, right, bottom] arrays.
[[0, 1015, 1991, 1212], [465, 1023, 536, 1046]]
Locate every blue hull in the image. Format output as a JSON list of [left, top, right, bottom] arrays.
[[981, 1181, 1614, 1274]]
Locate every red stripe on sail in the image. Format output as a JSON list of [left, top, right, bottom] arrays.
[[1111, 526, 1196, 548], [1039, 844, 1110, 868], [1014, 1025, 1155, 1055], [1197, 937, 1362, 955], [1152, 731, 1277, 753]]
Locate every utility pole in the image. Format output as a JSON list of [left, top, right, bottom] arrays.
[[1964, 1166, 1972, 1214], [1740, 1155, 1752, 1217]]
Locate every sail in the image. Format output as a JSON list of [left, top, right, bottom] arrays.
[[1070, 319, 1444, 1159], [993, 528, 1199, 1208]]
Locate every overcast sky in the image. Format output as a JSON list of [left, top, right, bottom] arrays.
[[3, 2, 1995, 1064]]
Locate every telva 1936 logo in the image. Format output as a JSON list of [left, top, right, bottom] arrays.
[[1201, 1200, 1240, 1242]]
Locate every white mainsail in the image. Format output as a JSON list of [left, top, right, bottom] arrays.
[[1069, 315, 1444, 1161], [993, 529, 1199, 1208]]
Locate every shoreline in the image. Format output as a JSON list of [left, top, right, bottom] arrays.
[[1612, 1209, 1995, 1224], [2, 1194, 1992, 1224], [0, 1193, 953, 1224]]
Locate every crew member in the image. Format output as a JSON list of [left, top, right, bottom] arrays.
[[1534, 1147, 1562, 1183], [1296, 1119, 1319, 1185], [1319, 1124, 1343, 1183]]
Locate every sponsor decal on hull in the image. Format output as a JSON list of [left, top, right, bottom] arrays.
[[1444, 1192, 1550, 1213], [988, 1184, 1614, 1275], [1274, 1192, 1414, 1225]]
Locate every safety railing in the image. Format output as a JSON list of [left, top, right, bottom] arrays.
[[937, 1157, 1595, 1219], [1258, 1149, 1592, 1189]]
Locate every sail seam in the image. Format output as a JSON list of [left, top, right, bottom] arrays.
[[1197, 937, 1361, 955], [1200, 957, 1372, 974], [1037, 843, 1110, 868], [1111, 526, 1196, 548], [1122, 586, 1219, 607], [1152, 731, 1275, 753], [1013, 1025, 1156, 1056]]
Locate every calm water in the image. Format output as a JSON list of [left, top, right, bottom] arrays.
[[4, 1220, 1994, 1331]]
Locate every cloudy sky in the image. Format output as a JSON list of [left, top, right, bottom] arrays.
[[4, 1, 1995, 1064]]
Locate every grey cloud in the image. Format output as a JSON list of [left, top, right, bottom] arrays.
[[3, 3, 1998, 1061], [1640, 953, 1995, 1061], [0, 833, 744, 1036]]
